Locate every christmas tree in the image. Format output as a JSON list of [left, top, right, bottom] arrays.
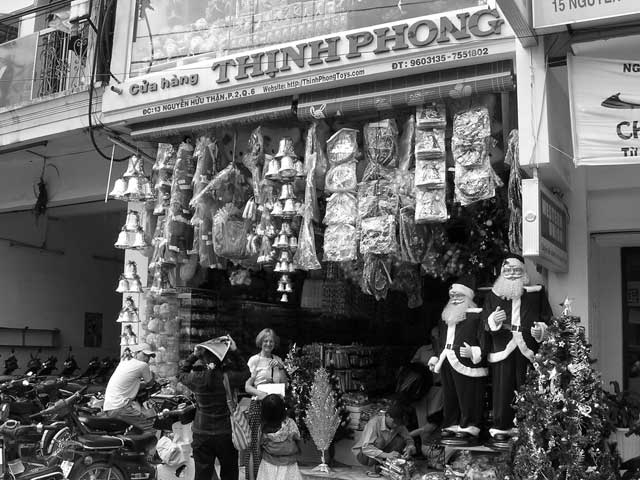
[[512, 306, 619, 479], [305, 367, 342, 473]]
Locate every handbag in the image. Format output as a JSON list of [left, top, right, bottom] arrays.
[[223, 373, 251, 451]]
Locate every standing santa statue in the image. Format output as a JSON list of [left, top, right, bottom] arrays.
[[428, 277, 487, 446], [482, 253, 552, 445]]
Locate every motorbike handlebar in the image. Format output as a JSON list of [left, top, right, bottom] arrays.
[[30, 386, 88, 418]]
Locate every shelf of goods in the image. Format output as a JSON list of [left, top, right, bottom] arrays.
[[177, 289, 226, 358]]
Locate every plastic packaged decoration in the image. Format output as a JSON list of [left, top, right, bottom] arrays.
[[325, 161, 357, 193], [364, 119, 398, 168], [293, 207, 321, 271], [415, 158, 446, 188], [416, 102, 447, 129], [398, 114, 416, 171], [415, 129, 446, 160], [357, 180, 398, 220], [323, 224, 358, 262], [399, 206, 426, 264], [360, 215, 397, 255], [415, 188, 447, 223], [323, 192, 357, 226], [326, 128, 358, 165]]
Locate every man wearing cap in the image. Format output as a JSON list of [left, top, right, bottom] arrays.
[[428, 278, 487, 444], [103, 343, 156, 430], [482, 254, 552, 441]]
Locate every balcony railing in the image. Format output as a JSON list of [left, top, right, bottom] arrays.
[[0, 21, 96, 110]]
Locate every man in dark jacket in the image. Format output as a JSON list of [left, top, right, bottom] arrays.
[[178, 335, 249, 480]]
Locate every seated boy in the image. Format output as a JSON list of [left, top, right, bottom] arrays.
[[352, 403, 416, 466]]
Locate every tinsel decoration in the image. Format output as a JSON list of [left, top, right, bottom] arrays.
[[304, 367, 341, 474], [512, 308, 619, 479], [506, 129, 522, 255]]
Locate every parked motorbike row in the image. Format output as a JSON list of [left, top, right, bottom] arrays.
[[0, 349, 196, 480]]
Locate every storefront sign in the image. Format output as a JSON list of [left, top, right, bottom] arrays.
[[568, 55, 640, 166], [102, 7, 514, 123], [522, 178, 568, 272], [533, 0, 639, 29]]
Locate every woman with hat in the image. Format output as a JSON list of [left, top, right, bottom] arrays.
[[177, 335, 249, 480], [243, 328, 287, 480]]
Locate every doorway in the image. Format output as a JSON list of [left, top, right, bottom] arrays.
[[621, 247, 640, 392]]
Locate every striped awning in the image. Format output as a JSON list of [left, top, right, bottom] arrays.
[[297, 60, 514, 121], [129, 96, 295, 140]]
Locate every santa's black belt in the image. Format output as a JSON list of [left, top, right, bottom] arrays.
[[445, 344, 459, 350], [511, 325, 523, 332]]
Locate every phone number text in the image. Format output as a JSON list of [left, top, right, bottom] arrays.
[[391, 48, 490, 70]]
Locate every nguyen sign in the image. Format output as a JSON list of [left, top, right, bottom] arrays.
[[102, 7, 513, 123], [568, 55, 640, 166], [533, 0, 640, 29]]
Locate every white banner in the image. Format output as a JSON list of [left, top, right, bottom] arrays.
[[533, 0, 640, 30], [568, 55, 640, 166]]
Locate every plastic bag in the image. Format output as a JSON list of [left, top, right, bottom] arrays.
[[243, 127, 264, 204], [360, 215, 397, 255], [169, 141, 196, 224], [192, 136, 215, 198], [364, 119, 398, 168], [453, 141, 488, 168], [398, 114, 415, 171], [454, 167, 497, 206], [357, 180, 398, 220], [451, 106, 491, 146], [153, 143, 176, 172], [415, 158, 446, 188], [198, 208, 217, 268], [399, 206, 426, 264], [415, 129, 445, 160], [416, 102, 447, 129], [362, 254, 392, 301], [212, 205, 249, 260], [314, 121, 330, 191], [293, 207, 321, 271], [325, 161, 357, 193], [326, 128, 358, 165], [415, 188, 447, 223], [323, 224, 357, 262], [324, 192, 357, 226]]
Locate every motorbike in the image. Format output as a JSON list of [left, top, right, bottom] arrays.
[[2, 350, 18, 378], [60, 349, 79, 378], [37, 357, 57, 377], [24, 352, 43, 377], [0, 376, 68, 424]]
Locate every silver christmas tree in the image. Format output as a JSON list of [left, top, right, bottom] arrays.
[[304, 368, 341, 473]]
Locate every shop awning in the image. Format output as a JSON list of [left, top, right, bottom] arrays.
[[297, 60, 514, 121], [129, 96, 296, 140]]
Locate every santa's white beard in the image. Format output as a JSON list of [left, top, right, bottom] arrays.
[[442, 298, 476, 325], [493, 275, 527, 300]]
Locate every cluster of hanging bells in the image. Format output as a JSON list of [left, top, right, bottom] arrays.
[[114, 211, 149, 250], [109, 155, 155, 202], [116, 260, 144, 293], [117, 296, 139, 323]]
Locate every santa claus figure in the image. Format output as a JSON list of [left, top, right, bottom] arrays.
[[428, 278, 487, 444], [482, 253, 552, 441]]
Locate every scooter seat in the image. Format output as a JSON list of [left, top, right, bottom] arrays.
[[79, 415, 131, 433], [122, 432, 157, 453], [76, 434, 124, 449], [14, 465, 63, 480]]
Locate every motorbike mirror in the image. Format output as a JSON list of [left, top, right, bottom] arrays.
[[22, 379, 29, 386], [0, 403, 9, 421]]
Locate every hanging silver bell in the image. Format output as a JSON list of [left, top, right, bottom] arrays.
[[277, 282, 285, 292], [279, 184, 292, 201], [271, 201, 283, 217], [275, 137, 296, 158], [280, 250, 290, 262], [283, 198, 296, 216], [279, 155, 296, 178], [289, 236, 298, 250], [114, 228, 129, 249], [131, 228, 147, 249], [116, 276, 130, 293], [285, 282, 293, 293], [264, 156, 281, 180], [124, 211, 140, 231], [280, 293, 289, 303], [123, 155, 143, 178], [129, 277, 143, 293], [124, 176, 142, 199], [288, 262, 295, 273], [109, 178, 127, 200]]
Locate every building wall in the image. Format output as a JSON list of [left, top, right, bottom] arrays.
[[0, 208, 125, 373]]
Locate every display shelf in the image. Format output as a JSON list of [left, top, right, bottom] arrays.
[[0, 327, 60, 347]]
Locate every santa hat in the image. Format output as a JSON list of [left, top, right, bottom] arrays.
[[449, 276, 475, 299], [503, 252, 525, 266]]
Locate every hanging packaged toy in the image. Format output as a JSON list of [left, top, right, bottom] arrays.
[[362, 254, 392, 301], [364, 119, 398, 167], [399, 206, 426, 264], [212, 204, 249, 260], [398, 114, 416, 171], [454, 167, 498, 206], [323, 192, 357, 226], [415, 129, 445, 160], [416, 102, 447, 129], [357, 180, 398, 220], [326, 128, 358, 165], [415, 158, 446, 188], [323, 224, 357, 262], [360, 215, 397, 256], [293, 206, 321, 271], [415, 188, 447, 223], [325, 161, 357, 193]]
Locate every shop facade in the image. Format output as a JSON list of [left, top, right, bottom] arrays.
[[99, 0, 527, 375]]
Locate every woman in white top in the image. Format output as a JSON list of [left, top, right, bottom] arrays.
[[243, 329, 286, 480]]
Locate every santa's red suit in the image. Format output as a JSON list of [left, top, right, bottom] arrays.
[[482, 285, 552, 433]]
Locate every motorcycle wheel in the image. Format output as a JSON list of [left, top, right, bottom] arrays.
[[71, 462, 126, 480], [42, 426, 72, 456]]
